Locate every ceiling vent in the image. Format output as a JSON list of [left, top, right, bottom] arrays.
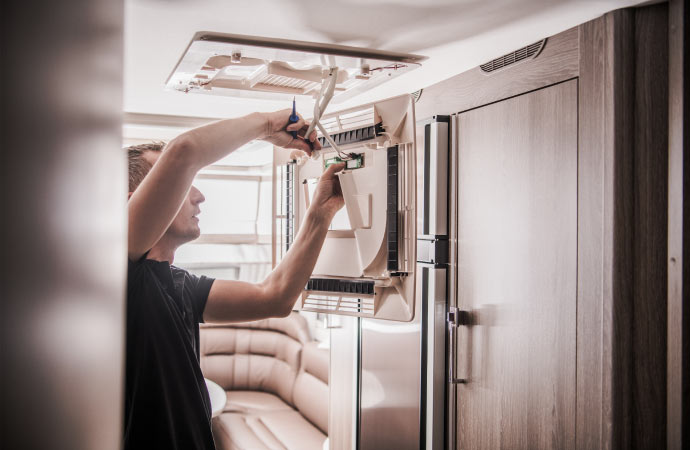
[[166, 32, 426, 104], [479, 39, 546, 74]]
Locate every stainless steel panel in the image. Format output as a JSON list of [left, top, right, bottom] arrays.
[[424, 121, 449, 236], [425, 266, 447, 450], [448, 114, 459, 310], [447, 114, 459, 450], [359, 277, 423, 450], [329, 315, 359, 450], [1, 1, 126, 449]]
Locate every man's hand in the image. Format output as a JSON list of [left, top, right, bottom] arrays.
[[260, 109, 322, 155], [310, 162, 345, 221]]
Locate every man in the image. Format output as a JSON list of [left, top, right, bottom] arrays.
[[124, 109, 344, 449]]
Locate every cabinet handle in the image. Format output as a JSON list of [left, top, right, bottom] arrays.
[[447, 306, 468, 384]]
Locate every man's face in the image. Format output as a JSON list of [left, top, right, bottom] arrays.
[[168, 184, 205, 243], [145, 151, 205, 244]]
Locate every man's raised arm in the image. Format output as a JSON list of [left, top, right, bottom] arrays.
[[127, 110, 318, 261], [203, 162, 345, 323]]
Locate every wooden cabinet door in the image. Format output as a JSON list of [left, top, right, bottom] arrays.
[[455, 79, 578, 449]]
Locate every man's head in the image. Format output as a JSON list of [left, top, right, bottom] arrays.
[[127, 142, 164, 192], [126, 142, 205, 247]]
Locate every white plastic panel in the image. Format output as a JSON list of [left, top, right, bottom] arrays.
[[292, 94, 417, 321], [166, 32, 425, 103]]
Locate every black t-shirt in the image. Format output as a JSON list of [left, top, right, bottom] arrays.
[[124, 257, 216, 450]]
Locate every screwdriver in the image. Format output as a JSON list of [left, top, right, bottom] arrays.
[[288, 96, 299, 139]]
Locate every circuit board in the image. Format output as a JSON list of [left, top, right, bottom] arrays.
[[325, 153, 364, 170]]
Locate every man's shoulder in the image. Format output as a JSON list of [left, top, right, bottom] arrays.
[[170, 264, 196, 283], [127, 258, 173, 292]]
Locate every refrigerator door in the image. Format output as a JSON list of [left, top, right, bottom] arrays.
[[419, 117, 450, 450], [451, 81, 578, 450], [359, 115, 450, 449]]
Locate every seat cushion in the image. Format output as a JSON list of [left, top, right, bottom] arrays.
[[292, 342, 329, 434], [213, 410, 327, 450], [201, 330, 302, 406], [224, 391, 293, 414]]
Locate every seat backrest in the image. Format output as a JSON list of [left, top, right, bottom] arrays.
[[200, 312, 311, 407], [292, 341, 329, 435]]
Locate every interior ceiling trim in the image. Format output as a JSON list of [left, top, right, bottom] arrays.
[[195, 32, 428, 64]]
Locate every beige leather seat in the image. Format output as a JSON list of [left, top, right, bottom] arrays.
[[200, 313, 329, 450]]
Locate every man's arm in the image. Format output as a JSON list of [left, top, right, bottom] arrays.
[[127, 110, 318, 261], [203, 163, 345, 323]]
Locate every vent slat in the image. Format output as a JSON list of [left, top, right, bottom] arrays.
[[303, 287, 375, 317], [480, 39, 546, 74]]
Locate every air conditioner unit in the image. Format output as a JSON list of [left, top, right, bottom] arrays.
[[169, 33, 426, 321]]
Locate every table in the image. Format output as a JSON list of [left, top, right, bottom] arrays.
[[204, 378, 226, 418]]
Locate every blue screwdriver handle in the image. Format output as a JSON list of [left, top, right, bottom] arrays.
[[288, 97, 299, 139]]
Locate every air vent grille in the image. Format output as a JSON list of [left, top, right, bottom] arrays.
[[282, 163, 295, 251], [258, 74, 318, 91], [387, 145, 399, 271], [317, 122, 383, 149], [306, 278, 375, 294], [480, 39, 546, 74], [318, 107, 375, 134], [303, 293, 375, 316]]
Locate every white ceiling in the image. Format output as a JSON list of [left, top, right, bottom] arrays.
[[124, 0, 646, 120]]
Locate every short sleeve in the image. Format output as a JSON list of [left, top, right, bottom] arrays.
[[186, 272, 215, 324]]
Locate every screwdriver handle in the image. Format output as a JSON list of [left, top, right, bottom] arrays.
[[288, 97, 299, 139]]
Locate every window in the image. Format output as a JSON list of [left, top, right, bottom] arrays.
[[175, 141, 273, 282]]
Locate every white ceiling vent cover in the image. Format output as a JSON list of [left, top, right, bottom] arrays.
[[166, 32, 426, 103]]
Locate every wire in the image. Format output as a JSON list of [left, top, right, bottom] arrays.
[[305, 67, 351, 160], [369, 63, 408, 72]]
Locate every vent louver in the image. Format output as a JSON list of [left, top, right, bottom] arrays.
[[317, 122, 383, 149], [480, 39, 546, 74], [387, 145, 399, 271], [306, 278, 375, 295], [303, 293, 375, 316], [303, 278, 376, 316]]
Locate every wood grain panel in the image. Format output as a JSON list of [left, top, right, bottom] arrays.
[[632, 5, 669, 448], [576, 12, 636, 449], [455, 80, 578, 450], [604, 11, 636, 450], [576, 18, 606, 450], [667, 0, 690, 448], [415, 27, 579, 121], [578, 7, 670, 448]]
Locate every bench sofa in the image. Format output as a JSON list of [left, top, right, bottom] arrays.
[[200, 313, 328, 450]]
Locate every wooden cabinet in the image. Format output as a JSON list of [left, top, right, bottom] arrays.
[[455, 80, 578, 449], [414, 4, 670, 448]]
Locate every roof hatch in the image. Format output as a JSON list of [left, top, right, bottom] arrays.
[[166, 32, 426, 104]]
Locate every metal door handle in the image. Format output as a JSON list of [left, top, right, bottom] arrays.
[[447, 306, 468, 384]]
